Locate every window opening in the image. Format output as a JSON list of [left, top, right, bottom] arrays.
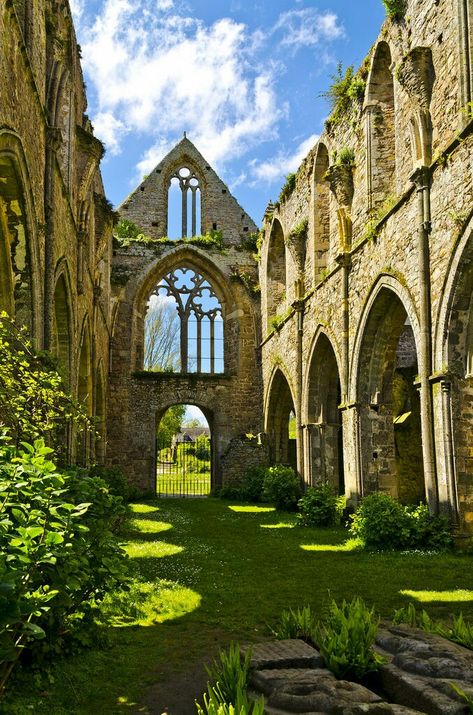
[[147, 267, 223, 374], [167, 167, 201, 239]]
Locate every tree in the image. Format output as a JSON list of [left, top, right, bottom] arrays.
[[183, 417, 204, 428], [144, 300, 180, 371], [157, 404, 186, 448]]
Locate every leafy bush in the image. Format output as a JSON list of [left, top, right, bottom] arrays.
[[297, 484, 344, 527], [216, 467, 266, 503], [262, 466, 302, 511], [0, 439, 128, 693], [0, 314, 89, 456], [315, 597, 386, 680], [196, 682, 265, 715], [89, 464, 133, 502], [322, 63, 366, 130], [271, 606, 317, 642], [349, 494, 453, 550]]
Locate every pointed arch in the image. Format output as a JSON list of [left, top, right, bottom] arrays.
[[353, 279, 424, 503], [52, 266, 72, 386], [266, 219, 287, 327], [94, 361, 106, 463], [265, 366, 297, 470], [364, 41, 396, 213]]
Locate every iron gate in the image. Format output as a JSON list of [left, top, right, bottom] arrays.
[[156, 436, 211, 497]]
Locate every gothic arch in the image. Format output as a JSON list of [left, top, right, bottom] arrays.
[[162, 156, 207, 239], [133, 247, 240, 374], [0, 129, 41, 342], [77, 317, 93, 464], [304, 329, 344, 492], [94, 361, 106, 463], [52, 264, 73, 386], [364, 41, 396, 212], [312, 143, 331, 281], [352, 277, 424, 503], [266, 218, 287, 327], [265, 366, 297, 470]]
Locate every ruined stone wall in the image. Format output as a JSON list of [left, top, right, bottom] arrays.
[[0, 0, 114, 462], [109, 151, 263, 488], [260, 0, 473, 532]]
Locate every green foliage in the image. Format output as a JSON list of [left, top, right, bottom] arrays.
[[114, 219, 144, 240], [0, 314, 89, 455], [279, 173, 296, 203], [229, 267, 260, 295], [271, 606, 317, 642], [157, 405, 186, 448], [218, 466, 267, 502], [349, 494, 453, 551], [238, 232, 260, 252], [297, 484, 344, 527], [0, 438, 129, 694], [289, 218, 309, 242], [185, 230, 224, 250], [462, 101, 473, 120], [315, 596, 386, 680], [195, 436, 211, 461], [205, 643, 252, 705], [88, 464, 133, 502], [323, 64, 366, 131], [262, 465, 302, 511], [393, 603, 473, 651], [382, 0, 407, 21], [269, 307, 293, 332], [196, 682, 265, 715]]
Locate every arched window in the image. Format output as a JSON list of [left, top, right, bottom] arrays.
[[52, 273, 71, 385], [266, 219, 286, 324], [146, 266, 224, 374], [167, 167, 201, 239], [365, 42, 395, 212]]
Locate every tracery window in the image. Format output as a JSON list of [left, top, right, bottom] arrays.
[[147, 267, 224, 374], [168, 167, 201, 239]]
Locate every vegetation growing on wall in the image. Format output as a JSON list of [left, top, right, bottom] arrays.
[[229, 267, 260, 295], [288, 218, 309, 243], [382, 0, 407, 21], [278, 173, 296, 203], [323, 63, 367, 133], [114, 220, 224, 250]]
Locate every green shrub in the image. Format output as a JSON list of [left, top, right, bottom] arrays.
[[198, 643, 264, 713], [0, 438, 128, 693], [297, 484, 343, 527], [271, 606, 317, 642], [196, 682, 265, 714], [349, 494, 453, 550], [393, 604, 473, 651], [279, 173, 296, 203], [239, 466, 266, 503], [349, 493, 410, 549], [89, 464, 132, 502], [315, 596, 386, 680], [262, 466, 302, 511]]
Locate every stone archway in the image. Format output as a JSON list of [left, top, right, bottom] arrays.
[[305, 332, 344, 493], [265, 368, 297, 471], [355, 286, 425, 503]]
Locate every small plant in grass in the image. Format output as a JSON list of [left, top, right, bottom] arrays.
[[315, 597, 386, 680], [393, 604, 473, 651], [271, 606, 317, 642], [297, 484, 344, 527], [197, 643, 264, 714], [262, 465, 302, 511]]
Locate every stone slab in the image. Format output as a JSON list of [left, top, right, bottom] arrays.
[[251, 668, 333, 696], [244, 639, 324, 670], [379, 664, 469, 715], [268, 675, 383, 713]]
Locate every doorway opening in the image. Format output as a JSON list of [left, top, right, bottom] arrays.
[[156, 404, 211, 497]]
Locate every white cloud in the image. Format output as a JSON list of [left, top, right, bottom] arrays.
[[79, 2, 286, 168], [273, 9, 343, 49], [251, 133, 319, 184], [69, 0, 84, 26]]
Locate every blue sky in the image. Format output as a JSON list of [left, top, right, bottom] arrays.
[[71, 0, 386, 225]]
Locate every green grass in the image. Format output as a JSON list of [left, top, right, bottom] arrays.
[[5, 498, 473, 713]]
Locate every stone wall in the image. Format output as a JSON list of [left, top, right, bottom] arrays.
[[0, 0, 114, 463], [259, 0, 473, 532]]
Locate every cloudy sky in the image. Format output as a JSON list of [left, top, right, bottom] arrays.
[[71, 0, 385, 224]]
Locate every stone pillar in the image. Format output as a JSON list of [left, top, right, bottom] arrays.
[[411, 166, 438, 512], [340, 403, 363, 505]]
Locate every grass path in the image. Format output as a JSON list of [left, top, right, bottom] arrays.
[[7, 498, 473, 714]]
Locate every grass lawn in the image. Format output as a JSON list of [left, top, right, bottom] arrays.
[[6, 497, 473, 714]]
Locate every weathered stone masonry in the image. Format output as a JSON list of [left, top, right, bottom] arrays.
[[2, 0, 473, 538]]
